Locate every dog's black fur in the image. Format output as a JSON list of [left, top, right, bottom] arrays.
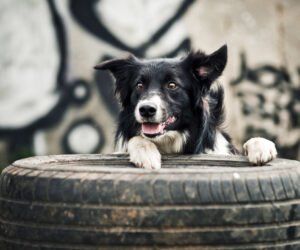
[[95, 45, 239, 155]]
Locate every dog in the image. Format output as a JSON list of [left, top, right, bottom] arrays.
[[95, 45, 277, 169]]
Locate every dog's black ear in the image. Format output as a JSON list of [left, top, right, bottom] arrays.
[[185, 45, 227, 91], [94, 54, 137, 78], [94, 54, 137, 107]]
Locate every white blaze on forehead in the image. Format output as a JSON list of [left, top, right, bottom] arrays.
[[135, 94, 165, 123], [142, 94, 163, 104]]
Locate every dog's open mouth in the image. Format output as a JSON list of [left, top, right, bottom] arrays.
[[142, 116, 176, 138]]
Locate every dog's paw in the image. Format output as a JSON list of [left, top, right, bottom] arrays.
[[128, 136, 161, 170], [243, 137, 277, 165]]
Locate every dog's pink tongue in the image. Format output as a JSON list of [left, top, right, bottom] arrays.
[[142, 123, 160, 134]]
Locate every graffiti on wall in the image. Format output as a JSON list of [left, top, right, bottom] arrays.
[[0, 0, 298, 169], [70, 0, 194, 115], [0, 0, 194, 167], [231, 53, 300, 159]]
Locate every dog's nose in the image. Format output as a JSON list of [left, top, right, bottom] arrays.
[[139, 104, 157, 118]]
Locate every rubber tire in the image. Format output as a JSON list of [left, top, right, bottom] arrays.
[[1, 154, 300, 249]]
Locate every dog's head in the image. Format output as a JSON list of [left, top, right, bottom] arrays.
[[95, 45, 227, 139]]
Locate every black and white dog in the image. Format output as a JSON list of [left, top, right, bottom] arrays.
[[95, 45, 277, 169]]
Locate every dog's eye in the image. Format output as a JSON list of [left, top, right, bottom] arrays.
[[136, 82, 144, 90], [167, 82, 177, 89]]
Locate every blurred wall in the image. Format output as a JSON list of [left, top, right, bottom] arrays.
[[0, 0, 299, 169]]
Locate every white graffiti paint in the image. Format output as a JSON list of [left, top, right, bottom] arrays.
[[0, 0, 60, 128]]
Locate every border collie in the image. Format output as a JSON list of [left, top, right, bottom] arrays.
[[95, 45, 277, 169]]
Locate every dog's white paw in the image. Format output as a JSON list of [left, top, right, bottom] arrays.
[[128, 136, 161, 170], [243, 137, 277, 165]]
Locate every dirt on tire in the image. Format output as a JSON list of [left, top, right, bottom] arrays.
[[1, 154, 300, 249]]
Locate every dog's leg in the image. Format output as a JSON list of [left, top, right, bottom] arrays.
[[128, 136, 161, 169], [243, 137, 277, 165]]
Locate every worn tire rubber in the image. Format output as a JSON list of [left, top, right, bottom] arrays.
[[1, 154, 300, 249]]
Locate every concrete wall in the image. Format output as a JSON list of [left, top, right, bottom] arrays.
[[0, 0, 299, 169]]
